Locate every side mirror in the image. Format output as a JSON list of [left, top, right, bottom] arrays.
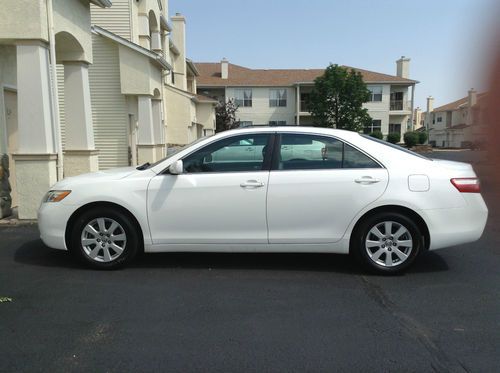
[[168, 160, 183, 175]]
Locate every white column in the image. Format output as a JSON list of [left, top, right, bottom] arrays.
[[137, 96, 156, 164], [16, 43, 56, 154], [14, 42, 57, 219], [63, 62, 98, 176], [296, 85, 301, 125], [152, 99, 163, 160]]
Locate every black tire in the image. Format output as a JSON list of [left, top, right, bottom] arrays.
[[351, 212, 422, 275], [69, 207, 140, 269]]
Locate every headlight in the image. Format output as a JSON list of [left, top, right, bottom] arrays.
[[43, 190, 71, 203]]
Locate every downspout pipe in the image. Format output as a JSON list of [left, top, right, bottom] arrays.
[[46, 0, 64, 181]]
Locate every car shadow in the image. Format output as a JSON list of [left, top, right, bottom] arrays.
[[14, 239, 449, 275]]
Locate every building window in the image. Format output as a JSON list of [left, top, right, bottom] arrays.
[[389, 123, 401, 134], [437, 116, 442, 122], [234, 89, 252, 107], [239, 121, 253, 128], [269, 120, 287, 126], [269, 89, 287, 107], [363, 120, 382, 134], [368, 86, 383, 102]]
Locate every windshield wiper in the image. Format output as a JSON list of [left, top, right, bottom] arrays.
[[136, 162, 151, 170]]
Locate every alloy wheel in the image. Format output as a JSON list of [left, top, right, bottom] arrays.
[[80, 217, 127, 263], [365, 220, 413, 267]]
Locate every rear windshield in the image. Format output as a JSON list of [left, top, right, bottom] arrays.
[[361, 134, 432, 161]]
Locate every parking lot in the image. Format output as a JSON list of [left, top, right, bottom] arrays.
[[1, 150, 499, 372]]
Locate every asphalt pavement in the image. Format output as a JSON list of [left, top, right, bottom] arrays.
[[0, 150, 499, 372]]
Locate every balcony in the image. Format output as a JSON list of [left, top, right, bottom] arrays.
[[300, 100, 312, 113], [389, 100, 412, 112]]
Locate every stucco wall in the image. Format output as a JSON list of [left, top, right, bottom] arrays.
[[0, 0, 48, 41], [196, 103, 216, 132], [164, 86, 193, 145]]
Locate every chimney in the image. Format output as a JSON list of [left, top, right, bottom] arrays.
[[221, 58, 229, 79], [426, 96, 434, 113], [171, 13, 186, 89], [468, 88, 477, 107], [396, 56, 411, 79]]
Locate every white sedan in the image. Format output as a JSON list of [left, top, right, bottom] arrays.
[[38, 127, 488, 274]]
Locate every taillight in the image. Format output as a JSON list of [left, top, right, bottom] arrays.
[[451, 178, 481, 193]]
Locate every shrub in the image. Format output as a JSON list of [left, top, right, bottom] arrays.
[[403, 131, 419, 147], [418, 131, 428, 144], [386, 132, 400, 144], [369, 131, 383, 140]]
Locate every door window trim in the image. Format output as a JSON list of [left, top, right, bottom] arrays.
[[164, 133, 276, 175], [270, 132, 385, 171]]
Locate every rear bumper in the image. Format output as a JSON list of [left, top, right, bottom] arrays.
[[38, 202, 77, 251], [421, 194, 488, 250]]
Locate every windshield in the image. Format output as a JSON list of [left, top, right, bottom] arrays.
[[360, 134, 432, 161], [142, 136, 209, 169]]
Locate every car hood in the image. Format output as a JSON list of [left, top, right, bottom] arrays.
[[52, 166, 140, 189]]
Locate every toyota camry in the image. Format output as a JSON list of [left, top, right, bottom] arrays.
[[38, 127, 488, 274]]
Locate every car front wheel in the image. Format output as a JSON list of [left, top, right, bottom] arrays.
[[70, 207, 139, 269], [353, 212, 422, 274]]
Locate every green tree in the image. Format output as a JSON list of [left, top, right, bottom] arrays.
[[215, 99, 239, 133], [308, 64, 372, 132]]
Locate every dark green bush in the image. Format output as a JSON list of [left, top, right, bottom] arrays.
[[418, 131, 428, 144], [369, 131, 383, 140], [403, 131, 419, 147], [386, 132, 400, 144]]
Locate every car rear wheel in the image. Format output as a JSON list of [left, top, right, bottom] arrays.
[[352, 212, 422, 274], [70, 207, 139, 269]]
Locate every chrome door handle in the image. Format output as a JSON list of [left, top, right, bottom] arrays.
[[240, 180, 265, 188], [355, 177, 380, 185]]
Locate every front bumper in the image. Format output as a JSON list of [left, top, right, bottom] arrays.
[[38, 202, 78, 251]]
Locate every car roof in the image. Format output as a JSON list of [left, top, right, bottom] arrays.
[[220, 126, 363, 140]]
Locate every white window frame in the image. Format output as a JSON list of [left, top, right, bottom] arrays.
[[234, 89, 252, 107], [269, 89, 287, 107], [367, 86, 383, 102]]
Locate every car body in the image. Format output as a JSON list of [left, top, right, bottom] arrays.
[[38, 127, 488, 273]]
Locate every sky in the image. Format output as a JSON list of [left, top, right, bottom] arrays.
[[168, 0, 499, 109]]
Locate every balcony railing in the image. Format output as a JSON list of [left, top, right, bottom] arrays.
[[390, 100, 412, 111], [300, 100, 311, 112]]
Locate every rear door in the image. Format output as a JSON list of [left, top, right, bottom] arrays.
[[267, 133, 389, 244]]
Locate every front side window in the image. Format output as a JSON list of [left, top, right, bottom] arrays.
[[278, 134, 380, 170], [368, 86, 383, 102], [363, 120, 382, 134], [269, 89, 287, 107], [183, 134, 270, 173], [234, 89, 252, 107]]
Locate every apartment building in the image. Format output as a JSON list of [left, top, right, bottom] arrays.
[[0, 0, 215, 219], [89, 1, 216, 167], [427, 89, 488, 148], [196, 57, 418, 140]]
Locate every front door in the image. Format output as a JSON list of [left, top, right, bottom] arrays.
[[147, 133, 273, 244], [267, 133, 389, 244]]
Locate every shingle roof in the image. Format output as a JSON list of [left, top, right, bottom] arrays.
[[433, 92, 488, 112], [195, 62, 418, 87]]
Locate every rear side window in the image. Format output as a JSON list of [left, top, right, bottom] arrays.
[[277, 134, 380, 170]]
